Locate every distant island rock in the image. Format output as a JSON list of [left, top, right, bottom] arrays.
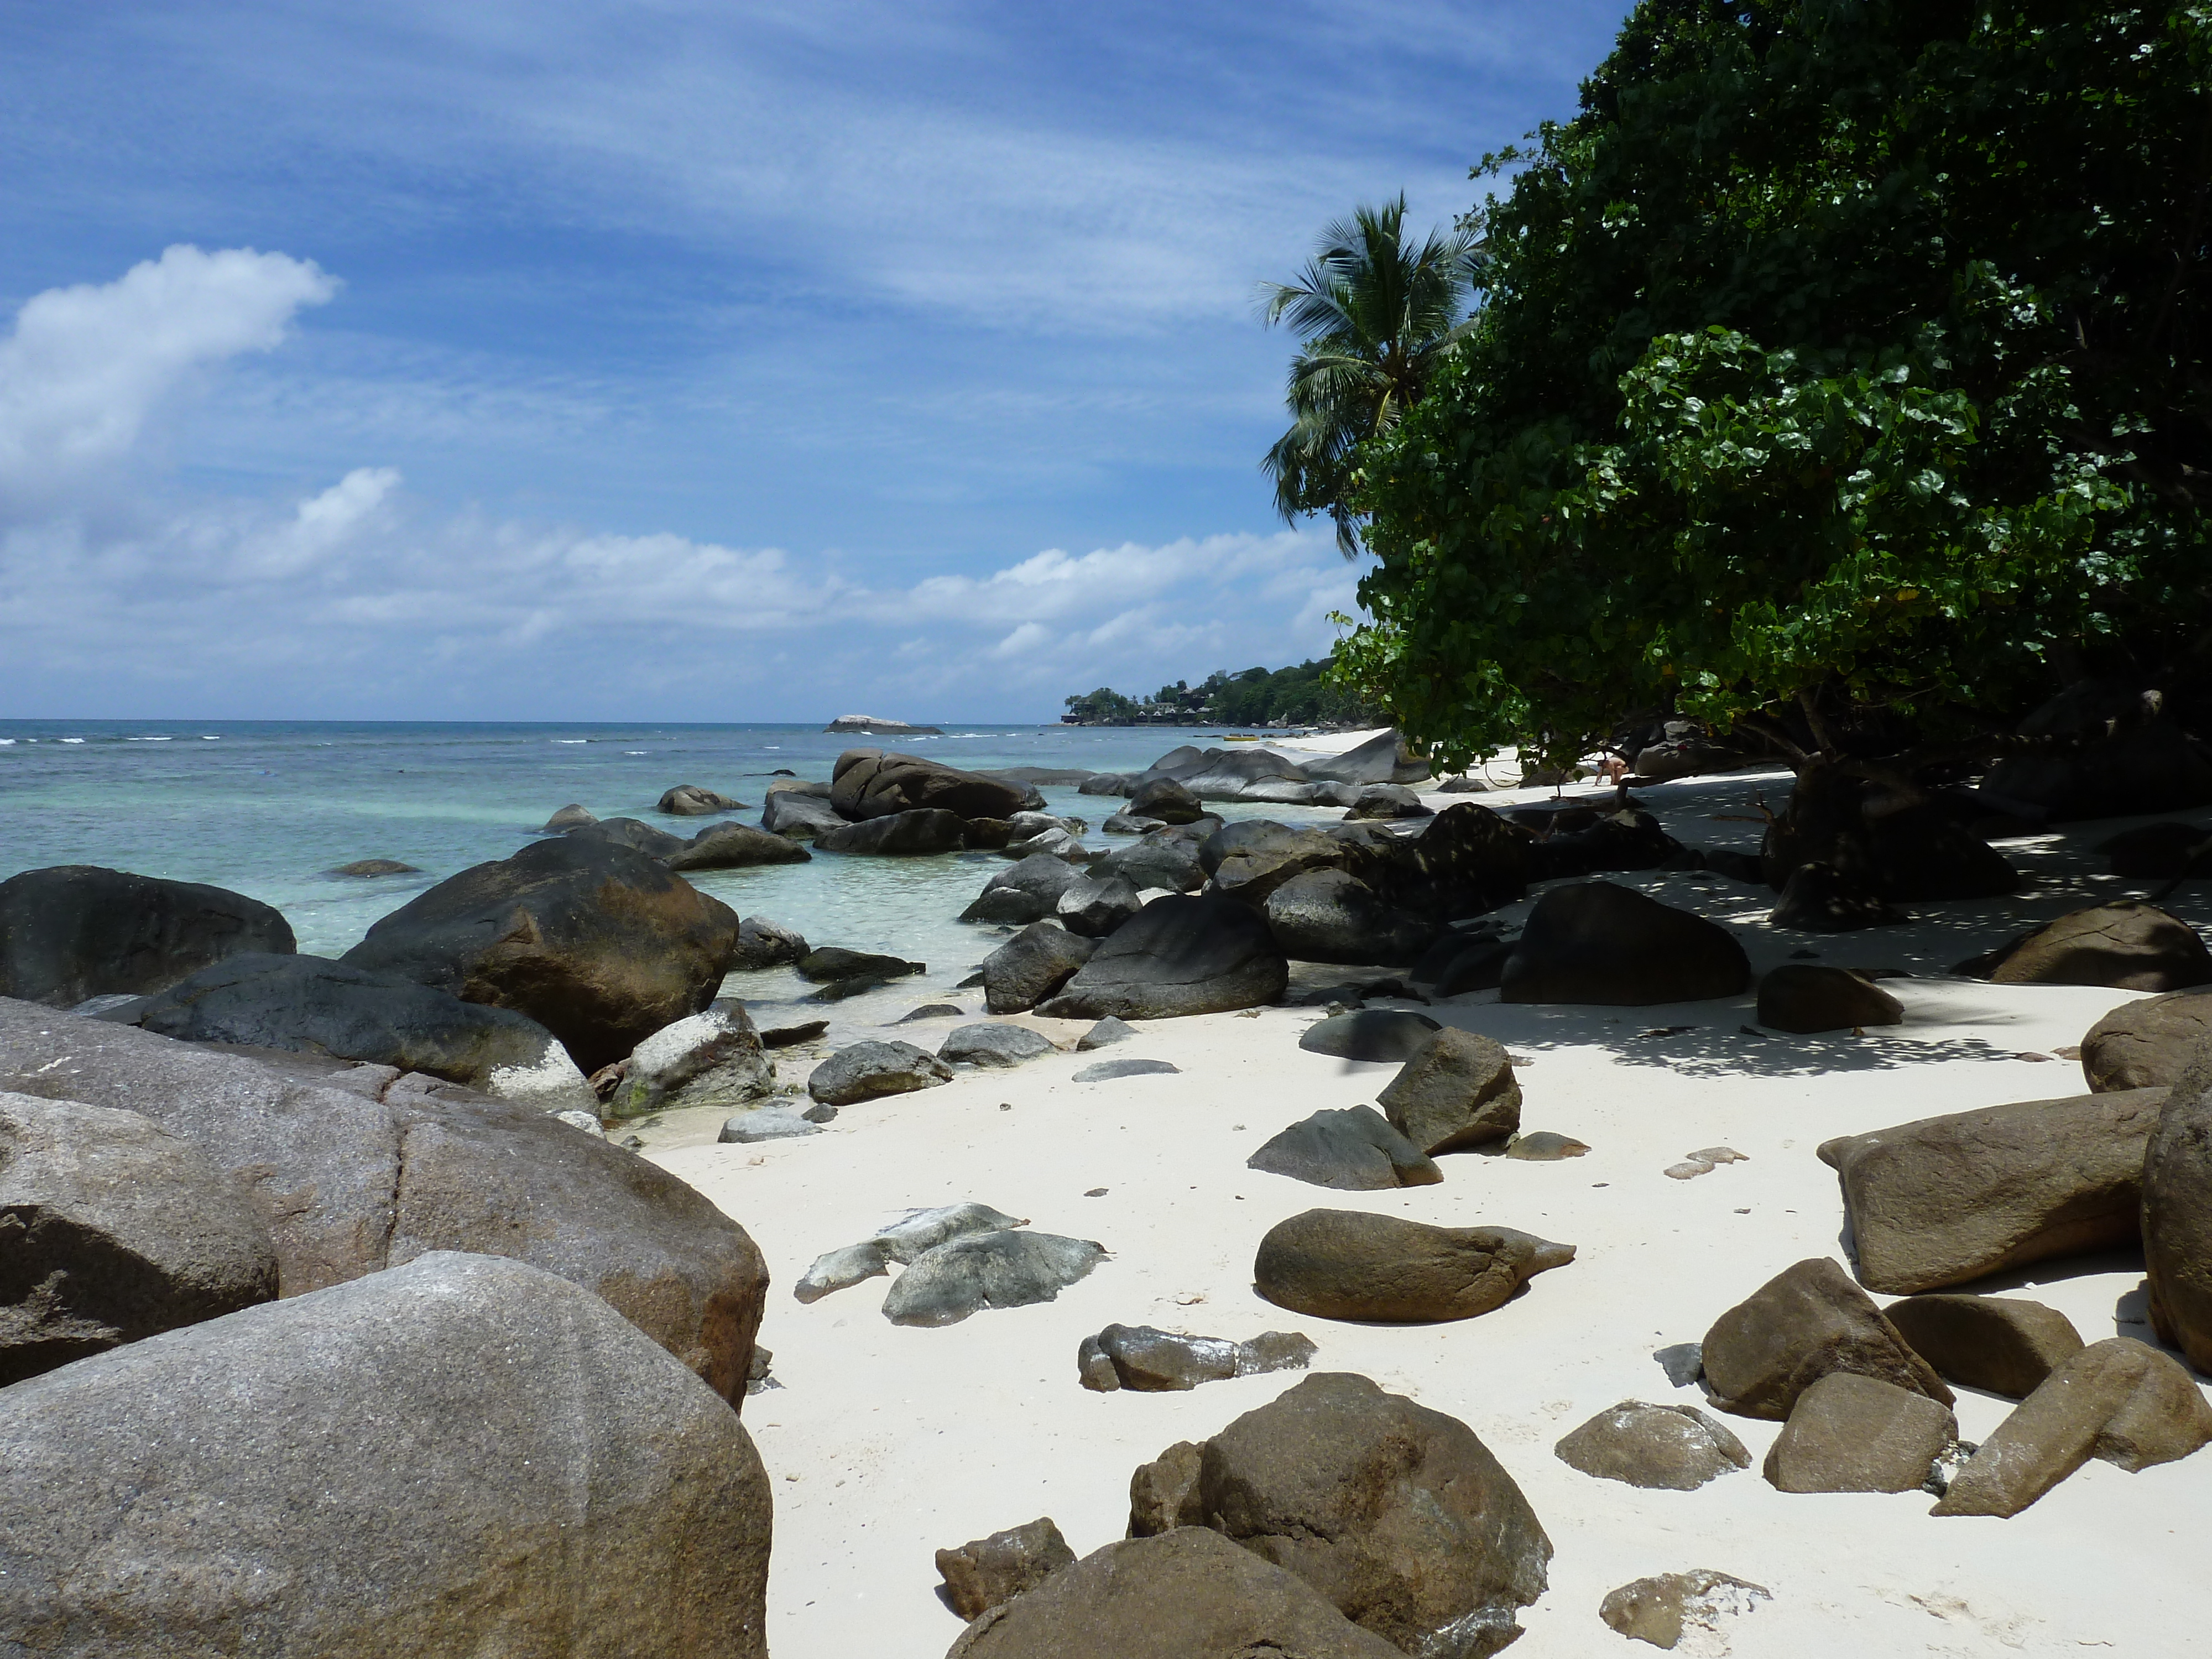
[[824, 715, 944, 735]]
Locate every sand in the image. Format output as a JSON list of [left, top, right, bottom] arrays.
[[641, 765, 2212, 1658]]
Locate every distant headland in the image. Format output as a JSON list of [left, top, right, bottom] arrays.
[[823, 715, 945, 735]]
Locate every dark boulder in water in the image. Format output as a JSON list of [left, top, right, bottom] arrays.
[[1037, 895, 1287, 1020], [339, 837, 739, 1074], [830, 749, 1030, 822], [0, 865, 296, 1009]]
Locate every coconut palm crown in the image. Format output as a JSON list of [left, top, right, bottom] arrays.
[[1259, 195, 1482, 556]]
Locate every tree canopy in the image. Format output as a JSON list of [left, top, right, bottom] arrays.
[[1341, 0, 2211, 770]]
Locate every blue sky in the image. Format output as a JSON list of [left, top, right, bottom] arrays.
[[0, 0, 1631, 720]]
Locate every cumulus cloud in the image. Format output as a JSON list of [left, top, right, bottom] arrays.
[[0, 245, 336, 514]]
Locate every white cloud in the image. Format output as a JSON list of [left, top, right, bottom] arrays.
[[0, 247, 1363, 718], [0, 246, 336, 513]]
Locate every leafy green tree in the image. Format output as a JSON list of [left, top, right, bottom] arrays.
[[1348, 0, 2210, 771], [1261, 195, 1484, 556]]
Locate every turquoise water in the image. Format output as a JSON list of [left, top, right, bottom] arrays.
[[0, 719, 1339, 1023]]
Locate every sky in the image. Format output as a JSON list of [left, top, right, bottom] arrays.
[[0, 0, 1632, 721]]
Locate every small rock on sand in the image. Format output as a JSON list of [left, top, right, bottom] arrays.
[[937, 1517, 1077, 1621], [1599, 1571, 1769, 1651], [1076, 1015, 1138, 1050], [1072, 1057, 1180, 1082], [1554, 1401, 1750, 1490]]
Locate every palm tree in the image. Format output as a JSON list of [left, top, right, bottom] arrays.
[[1260, 195, 1481, 556]]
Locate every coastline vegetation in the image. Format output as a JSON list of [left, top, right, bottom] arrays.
[[1062, 661, 1380, 728], [1267, 0, 2209, 773]]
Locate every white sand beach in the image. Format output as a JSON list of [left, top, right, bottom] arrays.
[[632, 766, 2212, 1659]]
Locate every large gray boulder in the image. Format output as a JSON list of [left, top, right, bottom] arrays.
[[1036, 895, 1288, 1021], [982, 923, 1098, 1014], [940, 1022, 1060, 1070], [563, 816, 689, 858], [1817, 1088, 2165, 1293], [830, 749, 1029, 821], [1755, 964, 1904, 1034], [1501, 881, 1750, 1005], [341, 837, 740, 1074], [947, 1527, 1402, 1659], [0, 1092, 278, 1386], [133, 953, 593, 1109], [0, 865, 295, 1008], [658, 783, 743, 815], [1128, 776, 1204, 824], [1262, 869, 1439, 965], [1128, 1372, 1551, 1657], [1297, 1008, 1441, 1061], [0, 1251, 771, 1657], [730, 915, 810, 969], [1300, 730, 1430, 785], [1882, 1294, 2085, 1399], [1203, 822, 1347, 907], [0, 999, 769, 1405]]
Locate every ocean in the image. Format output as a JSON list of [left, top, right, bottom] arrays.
[[0, 719, 1345, 1029]]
